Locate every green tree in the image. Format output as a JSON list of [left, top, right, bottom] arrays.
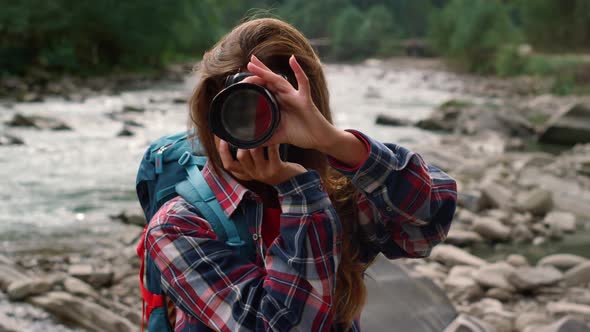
[[518, 0, 590, 51], [330, 6, 367, 59], [358, 5, 398, 55], [429, 0, 520, 73]]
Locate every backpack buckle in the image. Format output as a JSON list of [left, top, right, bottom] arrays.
[[178, 151, 192, 166]]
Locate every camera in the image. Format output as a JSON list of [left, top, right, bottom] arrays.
[[209, 72, 288, 160]]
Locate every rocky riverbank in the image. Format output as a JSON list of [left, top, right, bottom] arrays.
[[1, 58, 589, 331], [394, 85, 590, 330], [0, 221, 142, 332], [0, 63, 192, 103]]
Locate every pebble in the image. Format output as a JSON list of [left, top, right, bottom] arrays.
[[445, 229, 484, 246], [473, 262, 516, 291], [506, 254, 529, 267], [544, 211, 577, 233], [515, 188, 553, 216], [7, 279, 53, 301], [538, 254, 588, 270], [472, 216, 511, 241], [430, 244, 487, 267], [508, 266, 563, 291], [547, 302, 590, 320]]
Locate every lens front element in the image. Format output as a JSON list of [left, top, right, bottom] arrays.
[[221, 89, 272, 142], [210, 82, 279, 149]]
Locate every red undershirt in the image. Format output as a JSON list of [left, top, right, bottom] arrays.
[[260, 131, 371, 249], [262, 207, 282, 248]]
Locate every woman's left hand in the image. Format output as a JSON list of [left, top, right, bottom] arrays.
[[243, 55, 335, 151]]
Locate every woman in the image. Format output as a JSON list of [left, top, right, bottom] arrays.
[[146, 18, 457, 331]]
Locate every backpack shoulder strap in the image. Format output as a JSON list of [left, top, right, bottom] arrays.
[[175, 152, 245, 248]]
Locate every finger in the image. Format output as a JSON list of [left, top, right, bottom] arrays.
[[289, 55, 310, 96], [236, 148, 255, 171], [251, 55, 272, 72], [219, 140, 241, 171], [241, 75, 266, 86], [250, 146, 266, 166], [247, 62, 292, 93], [267, 144, 282, 165]]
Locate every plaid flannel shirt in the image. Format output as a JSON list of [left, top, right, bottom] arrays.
[[145, 130, 457, 331]]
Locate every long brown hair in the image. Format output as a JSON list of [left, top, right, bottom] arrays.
[[189, 17, 373, 330]]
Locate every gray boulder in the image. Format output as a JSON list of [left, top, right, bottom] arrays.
[[67, 264, 113, 288], [117, 125, 135, 137], [515, 188, 553, 216], [5, 113, 72, 131], [417, 101, 535, 138], [0, 134, 24, 146], [539, 103, 590, 146], [6, 278, 53, 301], [29, 291, 136, 332], [361, 255, 457, 332], [63, 277, 100, 299], [110, 209, 146, 227], [375, 114, 414, 127]]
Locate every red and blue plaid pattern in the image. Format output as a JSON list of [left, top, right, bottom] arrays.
[[145, 130, 457, 331]]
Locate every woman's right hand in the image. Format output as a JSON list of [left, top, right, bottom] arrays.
[[219, 139, 306, 186]]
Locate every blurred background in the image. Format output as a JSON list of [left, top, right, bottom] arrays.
[[1, 0, 589, 331]]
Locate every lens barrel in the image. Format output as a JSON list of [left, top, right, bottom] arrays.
[[209, 74, 280, 149]]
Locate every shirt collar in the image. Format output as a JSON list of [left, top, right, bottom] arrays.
[[201, 159, 251, 218]]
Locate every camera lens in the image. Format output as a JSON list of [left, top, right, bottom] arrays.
[[210, 82, 279, 149]]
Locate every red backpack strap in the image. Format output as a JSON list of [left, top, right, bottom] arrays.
[[137, 225, 164, 331]]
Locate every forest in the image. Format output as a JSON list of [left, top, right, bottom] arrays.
[[1, 0, 589, 79]]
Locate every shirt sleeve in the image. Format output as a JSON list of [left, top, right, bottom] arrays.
[[327, 130, 457, 259], [145, 170, 341, 332]]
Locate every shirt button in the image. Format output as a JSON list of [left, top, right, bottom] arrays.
[[252, 234, 259, 241]]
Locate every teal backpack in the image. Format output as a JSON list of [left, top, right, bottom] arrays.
[[135, 131, 255, 331]]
